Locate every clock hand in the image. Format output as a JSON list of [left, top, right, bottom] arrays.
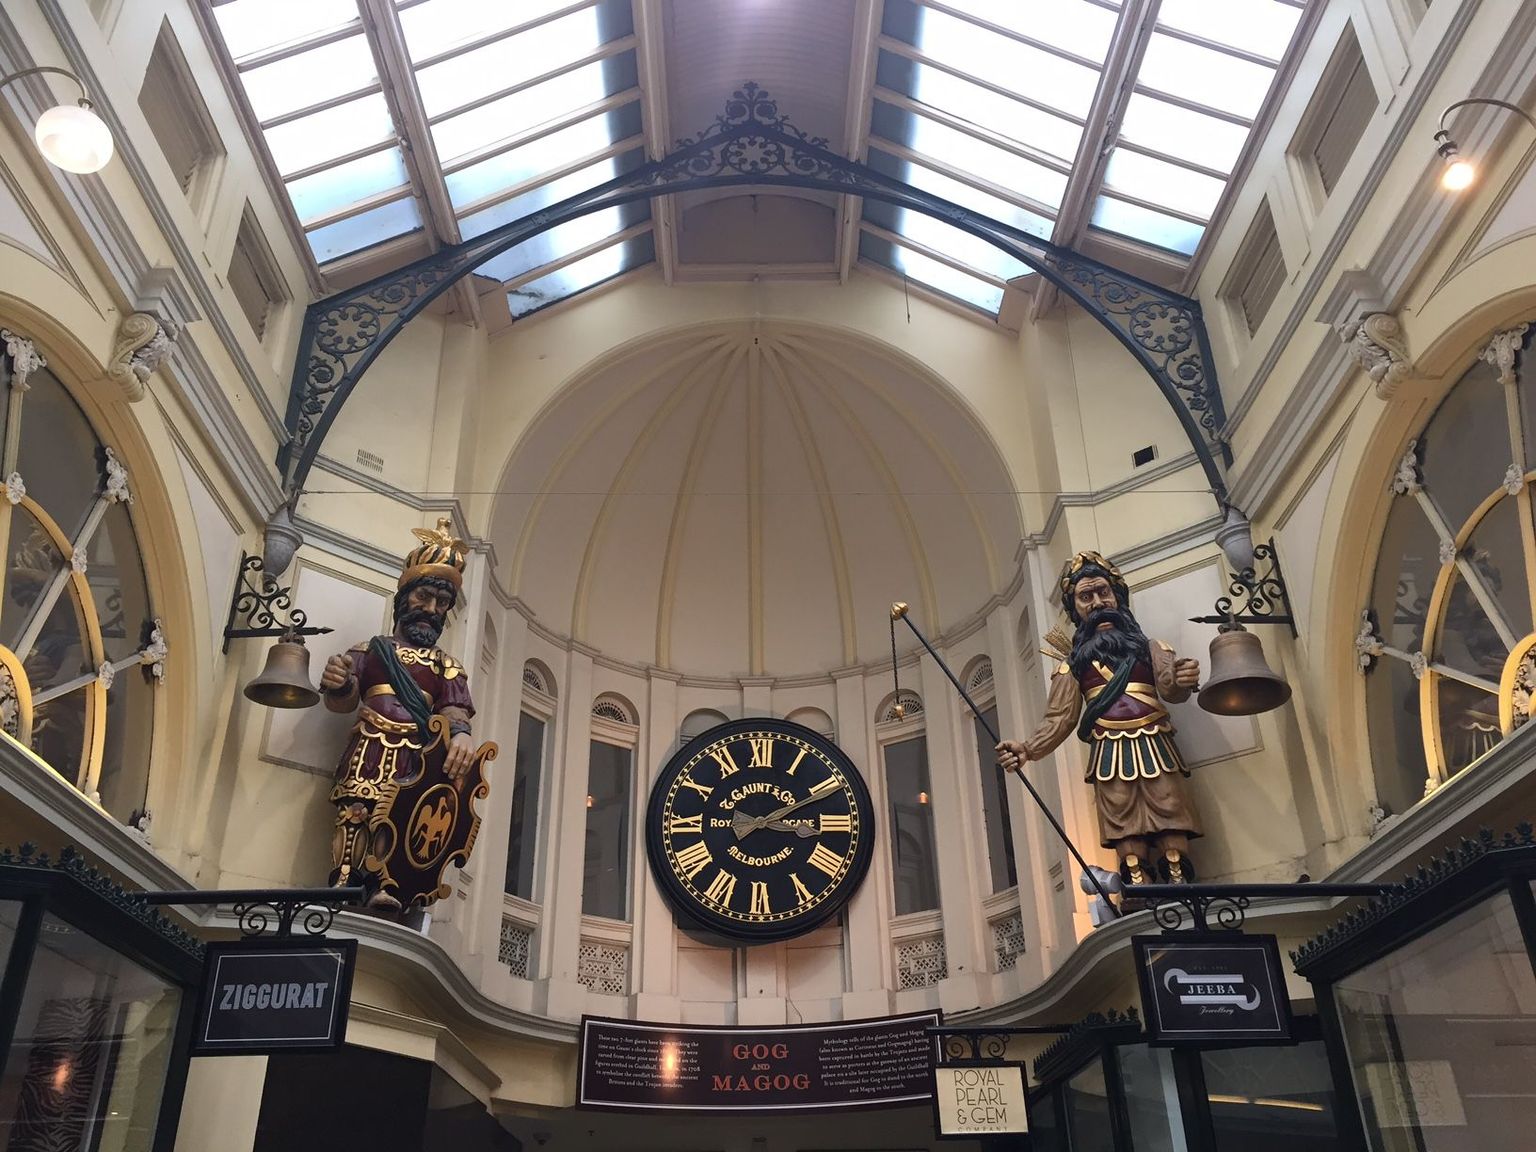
[[732, 782, 840, 839]]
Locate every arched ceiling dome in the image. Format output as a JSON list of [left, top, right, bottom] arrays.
[[491, 323, 1023, 679]]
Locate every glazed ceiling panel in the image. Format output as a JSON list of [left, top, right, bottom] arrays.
[[208, 0, 651, 317]]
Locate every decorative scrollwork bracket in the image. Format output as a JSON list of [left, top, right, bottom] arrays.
[[1189, 538, 1297, 636], [138, 886, 366, 938], [222, 552, 332, 654]]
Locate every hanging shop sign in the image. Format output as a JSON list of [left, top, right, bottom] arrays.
[[1133, 933, 1293, 1045], [578, 1012, 939, 1112], [191, 937, 357, 1056], [931, 1063, 1029, 1140]]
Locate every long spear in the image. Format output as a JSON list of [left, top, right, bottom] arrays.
[[889, 602, 1121, 917]]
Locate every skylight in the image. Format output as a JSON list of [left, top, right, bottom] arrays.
[[860, 0, 1306, 317], [209, 0, 651, 318]]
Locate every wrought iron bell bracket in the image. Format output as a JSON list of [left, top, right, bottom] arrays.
[[222, 552, 332, 653]]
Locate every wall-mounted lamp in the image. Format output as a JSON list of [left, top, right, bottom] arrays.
[[223, 553, 332, 709], [0, 66, 113, 174], [1434, 98, 1536, 192]]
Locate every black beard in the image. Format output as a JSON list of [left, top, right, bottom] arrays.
[[399, 611, 444, 646], [1070, 608, 1150, 677]]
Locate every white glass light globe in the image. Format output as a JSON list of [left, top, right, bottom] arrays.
[[1441, 159, 1476, 192], [34, 101, 113, 174]]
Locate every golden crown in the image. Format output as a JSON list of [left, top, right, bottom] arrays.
[[400, 517, 467, 591], [1059, 550, 1127, 597]]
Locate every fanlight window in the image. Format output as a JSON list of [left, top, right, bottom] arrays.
[[1363, 325, 1536, 814], [0, 336, 161, 824]]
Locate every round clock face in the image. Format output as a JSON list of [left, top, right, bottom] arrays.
[[645, 718, 875, 943]]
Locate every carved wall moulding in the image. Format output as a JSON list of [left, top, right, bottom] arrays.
[[1479, 323, 1530, 387], [1336, 312, 1415, 399], [1, 329, 44, 391], [104, 312, 175, 403]]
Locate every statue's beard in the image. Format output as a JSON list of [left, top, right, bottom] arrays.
[[399, 610, 445, 646], [1070, 608, 1150, 677]]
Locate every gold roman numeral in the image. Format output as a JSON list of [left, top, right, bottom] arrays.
[[808, 775, 840, 798], [750, 880, 771, 916], [703, 869, 738, 907], [675, 840, 713, 880], [678, 775, 713, 800], [819, 813, 853, 834], [790, 872, 813, 905], [749, 737, 774, 768], [668, 813, 703, 834], [786, 748, 808, 776], [708, 745, 740, 777], [807, 843, 844, 878]]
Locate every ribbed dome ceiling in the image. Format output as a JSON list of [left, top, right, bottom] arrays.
[[491, 323, 1022, 678]]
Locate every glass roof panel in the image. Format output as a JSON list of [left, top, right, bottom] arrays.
[[305, 196, 423, 263], [475, 200, 649, 285], [508, 230, 656, 319], [1090, 196, 1204, 256], [241, 32, 378, 123], [1118, 93, 1249, 175], [938, 0, 1120, 61], [1156, 0, 1301, 62], [414, 3, 631, 119], [444, 105, 642, 212], [1102, 149, 1225, 220], [875, 51, 1083, 165], [458, 147, 648, 241], [884, 0, 1103, 118], [858, 230, 1005, 315], [263, 93, 395, 176], [213, 0, 361, 59], [866, 147, 1054, 241], [429, 55, 639, 167], [864, 202, 1030, 284], [398, 0, 581, 63], [287, 147, 410, 226], [1137, 32, 1276, 118], [869, 101, 1068, 211]]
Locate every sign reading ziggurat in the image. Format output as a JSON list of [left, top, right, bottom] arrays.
[[578, 1012, 940, 1113], [191, 937, 358, 1056]]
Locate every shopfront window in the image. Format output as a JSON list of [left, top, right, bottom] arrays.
[[582, 739, 632, 920], [0, 343, 157, 825], [1063, 1057, 1115, 1151], [1334, 890, 1536, 1152], [0, 912, 181, 1150], [882, 734, 940, 916], [1364, 325, 1536, 809], [1117, 1044, 1187, 1151], [1201, 1040, 1345, 1151]]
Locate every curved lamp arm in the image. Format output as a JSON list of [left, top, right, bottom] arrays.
[[1435, 98, 1536, 190], [0, 65, 93, 107], [1438, 97, 1536, 135]]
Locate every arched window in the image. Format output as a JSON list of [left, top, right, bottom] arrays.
[[875, 690, 939, 916], [962, 657, 1016, 893], [0, 337, 160, 824], [1363, 324, 1536, 811], [585, 693, 638, 921], [505, 659, 556, 903], [679, 708, 729, 742]]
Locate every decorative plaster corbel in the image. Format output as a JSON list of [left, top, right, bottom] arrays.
[[1336, 312, 1415, 399], [1479, 323, 1531, 387], [0, 329, 45, 390], [104, 312, 175, 403]]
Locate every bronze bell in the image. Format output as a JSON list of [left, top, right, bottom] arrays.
[[1198, 627, 1291, 716], [243, 636, 321, 709]]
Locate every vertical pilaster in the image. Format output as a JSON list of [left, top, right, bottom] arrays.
[[634, 668, 681, 1019], [837, 668, 890, 1015], [540, 646, 594, 1017]]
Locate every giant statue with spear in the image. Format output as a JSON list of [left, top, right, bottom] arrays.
[[319, 519, 495, 913], [996, 551, 1203, 887]]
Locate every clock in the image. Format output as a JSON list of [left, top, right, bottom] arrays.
[[645, 718, 875, 943]]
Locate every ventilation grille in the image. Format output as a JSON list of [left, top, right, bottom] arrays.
[[991, 912, 1026, 972], [499, 918, 532, 979], [878, 692, 924, 725], [523, 663, 547, 694], [966, 659, 994, 695], [577, 940, 629, 995], [592, 697, 635, 725], [895, 934, 948, 989]]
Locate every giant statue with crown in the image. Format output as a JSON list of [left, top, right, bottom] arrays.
[[319, 519, 496, 914]]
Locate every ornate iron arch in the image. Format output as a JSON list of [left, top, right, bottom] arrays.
[[280, 84, 1230, 504]]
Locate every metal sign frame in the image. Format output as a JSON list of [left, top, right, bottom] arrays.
[[1133, 932, 1295, 1046], [929, 1061, 1030, 1141], [190, 934, 357, 1057]]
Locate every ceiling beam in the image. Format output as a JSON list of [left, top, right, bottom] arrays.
[[634, 0, 676, 284], [1030, 0, 1159, 323], [359, 0, 481, 326], [836, 0, 883, 284]]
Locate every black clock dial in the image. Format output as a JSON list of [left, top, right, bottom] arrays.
[[645, 718, 875, 942]]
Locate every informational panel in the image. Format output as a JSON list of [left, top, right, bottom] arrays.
[[577, 1012, 939, 1112], [1134, 933, 1293, 1045], [931, 1064, 1029, 1140], [191, 937, 357, 1056]]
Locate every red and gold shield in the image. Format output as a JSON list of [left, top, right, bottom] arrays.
[[365, 714, 496, 910]]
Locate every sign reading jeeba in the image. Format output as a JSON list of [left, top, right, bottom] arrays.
[[933, 1064, 1029, 1138]]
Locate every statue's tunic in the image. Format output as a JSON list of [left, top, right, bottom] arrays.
[[331, 639, 474, 808], [1021, 640, 1201, 847]]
